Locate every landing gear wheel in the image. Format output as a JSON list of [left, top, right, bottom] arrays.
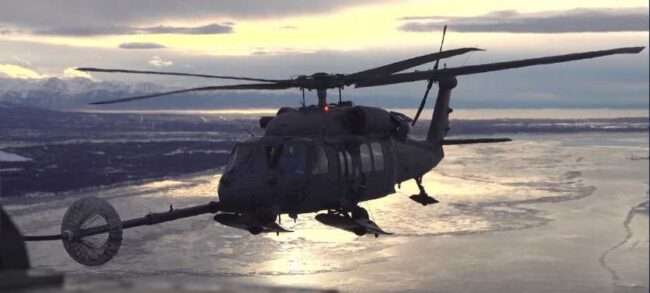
[[353, 226, 367, 236], [410, 176, 439, 206], [351, 206, 369, 220], [255, 208, 277, 225], [248, 226, 263, 235], [61, 197, 122, 266]]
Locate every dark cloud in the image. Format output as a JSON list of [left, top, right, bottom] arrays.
[[0, 1, 384, 30], [33, 23, 233, 36], [399, 8, 649, 33], [119, 42, 167, 49], [34, 26, 133, 36], [144, 23, 232, 34]]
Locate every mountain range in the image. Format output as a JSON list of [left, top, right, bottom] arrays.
[[0, 76, 647, 110]]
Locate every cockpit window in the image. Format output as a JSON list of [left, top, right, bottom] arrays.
[[279, 143, 307, 175], [312, 146, 328, 175], [225, 147, 238, 172], [225, 144, 254, 172]]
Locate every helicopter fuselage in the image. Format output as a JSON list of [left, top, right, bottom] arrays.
[[217, 104, 442, 217]]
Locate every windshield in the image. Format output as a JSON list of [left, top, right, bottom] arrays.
[[226, 142, 307, 175], [225, 144, 255, 172]]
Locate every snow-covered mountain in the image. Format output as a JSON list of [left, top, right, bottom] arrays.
[[0, 77, 167, 109], [0, 77, 308, 109]]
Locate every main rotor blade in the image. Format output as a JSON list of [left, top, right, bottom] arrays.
[[348, 47, 483, 80], [90, 83, 292, 105], [77, 67, 284, 83], [355, 46, 645, 88]]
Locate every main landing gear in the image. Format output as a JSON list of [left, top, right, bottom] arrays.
[[409, 176, 439, 206], [315, 206, 392, 237]]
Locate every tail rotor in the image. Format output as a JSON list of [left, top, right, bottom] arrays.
[[412, 25, 447, 126]]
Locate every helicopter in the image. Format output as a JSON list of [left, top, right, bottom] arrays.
[[19, 27, 644, 266]]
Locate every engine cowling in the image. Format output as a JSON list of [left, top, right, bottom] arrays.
[[262, 105, 411, 138], [347, 106, 394, 135], [347, 106, 411, 139]]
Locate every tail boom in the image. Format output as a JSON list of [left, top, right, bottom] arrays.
[[426, 76, 457, 143]]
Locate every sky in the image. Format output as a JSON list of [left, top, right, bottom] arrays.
[[0, 0, 648, 108]]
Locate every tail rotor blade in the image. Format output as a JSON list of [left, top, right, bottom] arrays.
[[412, 80, 434, 126], [434, 25, 448, 71], [414, 25, 448, 126]]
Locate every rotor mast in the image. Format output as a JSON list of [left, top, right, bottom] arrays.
[[317, 88, 328, 108]]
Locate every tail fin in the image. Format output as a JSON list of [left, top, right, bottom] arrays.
[[426, 76, 457, 143]]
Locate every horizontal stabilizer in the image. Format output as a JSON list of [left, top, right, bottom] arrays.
[[442, 138, 512, 145]]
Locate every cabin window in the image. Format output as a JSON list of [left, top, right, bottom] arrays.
[[345, 151, 354, 176], [279, 144, 306, 175], [371, 142, 384, 170], [312, 146, 329, 175], [338, 150, 354, 176], [265, 145, 282, 167], [360, 144, 372, 173]]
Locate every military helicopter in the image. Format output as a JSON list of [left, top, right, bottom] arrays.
[[20, 28, 644, 266]]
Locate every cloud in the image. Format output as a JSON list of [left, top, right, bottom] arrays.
[[0, 1, 383, 32], [144, 23, 232, 34], [148, 56, 173, 67], [34, 23, 233, 36], [399, 7, 649, 33], [119, 42, 167, 49], [0, 64, 47, 79], [33, 26, 128, 36]]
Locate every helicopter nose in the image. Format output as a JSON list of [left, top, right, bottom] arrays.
[[217, 174, 238, 207], [218, 173, 275, 212]]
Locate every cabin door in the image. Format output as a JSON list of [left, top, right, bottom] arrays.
[[276, 142, 308, 212]]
